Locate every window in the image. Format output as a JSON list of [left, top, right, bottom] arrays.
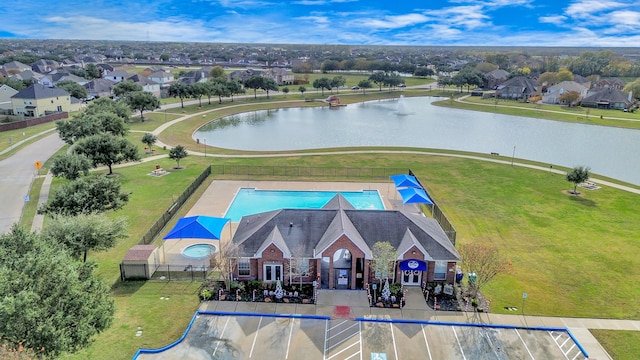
[[434, 261, 447, 280], [238, 258, 250, 276]]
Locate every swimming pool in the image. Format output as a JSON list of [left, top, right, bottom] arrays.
[[224, 188, 384, 222], [182, 244, 217, 259]]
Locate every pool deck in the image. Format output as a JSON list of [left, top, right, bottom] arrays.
[[161, 180, 421, 265]]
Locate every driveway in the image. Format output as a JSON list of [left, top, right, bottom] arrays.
[[0, 133, 65, 234]]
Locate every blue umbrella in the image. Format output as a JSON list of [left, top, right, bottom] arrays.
[[163, 215, 230, 240], [390, 174, 422, 189], [398, 187, 433, 205]]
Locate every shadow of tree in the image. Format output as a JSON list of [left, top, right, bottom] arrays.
[[568, 196, 596, 207]]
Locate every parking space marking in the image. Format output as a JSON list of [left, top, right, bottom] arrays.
[[549, 331, 571, 360], [451, 326, 467, 360], [329, 320, 350, 332], [514, 329, 535, 359], [359, 322, 363, 360], [286, 318, 294, 359], [211, 316, 231, 357], [324, 319, 328, 360], [327, 341, 360, 360], [249, 316, 263, 358], [328, 323, 359, 341], [421, 325, 433, 360], [390, 323, 398, 360]]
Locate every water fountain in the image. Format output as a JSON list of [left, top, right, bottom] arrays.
[[395, 95, 410, 115]]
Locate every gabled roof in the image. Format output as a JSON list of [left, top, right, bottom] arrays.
[[128, 74, 159, 86], [396, 228, 431, 260], [232, 195, 460, 262], [255, 226, 291, 258], [486, 69, 509, 79], [582, 87, 631, 105], [545, 81, 588, 94], [11, 84, 69, 100], [322, 193, 356, 210]]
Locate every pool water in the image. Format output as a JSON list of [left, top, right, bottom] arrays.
[[224, 188, 384, 222], [182, 244, 217, 259]]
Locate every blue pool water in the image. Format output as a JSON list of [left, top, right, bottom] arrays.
[[182, 244, 217, 259], [224, 188, 385, 222]]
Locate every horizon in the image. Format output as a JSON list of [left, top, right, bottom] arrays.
[[1, 0, 640, 47]]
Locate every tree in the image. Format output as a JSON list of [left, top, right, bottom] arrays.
[[369, 72, 387, 91], [623, 79, 640, 99], [260, 77, 279, 99], [556, 68, 575, 82], [56, 111, 128, 145], [73, 133, 140, 175], [357, 79, 372, 94], [159, 53, 170, 62], [169, 145, 188, 168], [126, 91, 160, 121], [85, 63, 102, 79], [209, 240, 239, 291], [537, 71, 558, 85], [112, 80, 142, 98], [414, 67, 435, 77], [457, 242, 510, 297], [168, 82, 189, 108], [141, 132, 157, 152], [82, 97, 132, 123], [566, 166, 590, 194], [559, 90, 581, 106], [185, 83, 204, 107], [331, 76, 346, 93], [225, 80, 244, 102], [55, 79, 88, 99], [299, 86, 306, 97], [39, 175, 130, 216], [209, 65, 225, 79], [312, 77, 331, 96], [211, 78, 231, 103], [50, 153, 92, 180], [43, 214, 128, 262], [371, 241, 398, 281], [243, 75, 264, 99], [0, 226, 114, 357], [282, 86, 289, 97]]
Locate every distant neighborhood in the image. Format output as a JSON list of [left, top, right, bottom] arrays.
[[1, 39, 640, 121]]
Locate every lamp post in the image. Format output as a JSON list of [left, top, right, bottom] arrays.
[[511, 145, 516, 166], [203, 138, 206, 158]]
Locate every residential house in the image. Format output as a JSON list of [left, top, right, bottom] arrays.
[[11, 84, 73, 117], [31, 59, 60, 74], [495, 76, 540, 100], [483, 69, 509, 90], [127, 74, 161, 97], [149, 70, 175, 87], [227, 68, 264, 83], [580, 88, 632, 110], [83, 78, 115, 99], [0, 84, 19, 111], [179, 70, 208, 85], [593, 78, 625, 90], [264, 68, 294, 85], [11, 70, 45, 84], [230, 194, 460, 289], [1, 61, 32, 75], [96, 63, 115, 75], [104, 70, 130, 83], [542, 81, 589, 105]]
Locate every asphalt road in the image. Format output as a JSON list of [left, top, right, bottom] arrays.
[[0, 133, 65, 235]]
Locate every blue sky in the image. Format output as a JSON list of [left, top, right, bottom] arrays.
[[1, 0, 640, 46]]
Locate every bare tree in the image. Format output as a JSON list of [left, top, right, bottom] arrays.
[[287, 243, 309, 290], [209, 241, 240, 291], [458, 242, 510, 297]]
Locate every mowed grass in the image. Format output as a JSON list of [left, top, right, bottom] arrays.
[[436, 95, 640, 130], [591, 330, 640, 360]]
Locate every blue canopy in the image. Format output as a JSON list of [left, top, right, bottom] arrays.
[[398, 187, 433, 205], [390, 174, 422, 189], [163, 216, 230, 240]]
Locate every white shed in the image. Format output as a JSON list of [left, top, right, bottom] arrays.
[[120, 245, 160, 280]]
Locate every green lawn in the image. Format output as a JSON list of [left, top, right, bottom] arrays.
[[436, 95, 640, 130], [19, 92, 637, 359], [0, 122, 57, 159], [591, 330, 640, 360]]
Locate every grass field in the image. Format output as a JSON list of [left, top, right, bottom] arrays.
[[13, 92, 637, 359], [591, 330, 640, 360]]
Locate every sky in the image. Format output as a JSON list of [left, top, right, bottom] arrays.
[[1, 0, 640, 46]]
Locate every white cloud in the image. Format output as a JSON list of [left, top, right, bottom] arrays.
[[428, 5, 491, 30], [539, 15, 568, 25], [295, 15, 331, 26], [565, 0, 627, 18], [354, 14, 429, 29]]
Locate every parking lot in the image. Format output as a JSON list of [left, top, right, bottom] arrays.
[[135, 311, 587, 360]]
